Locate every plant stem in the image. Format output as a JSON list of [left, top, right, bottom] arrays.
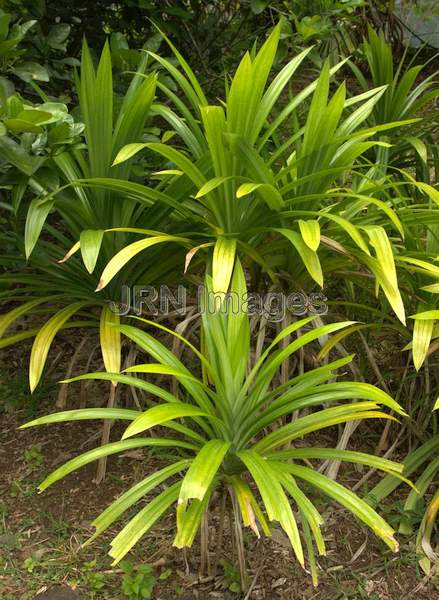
[[230, 486, 247, 592], [213, 485, 227, 574]]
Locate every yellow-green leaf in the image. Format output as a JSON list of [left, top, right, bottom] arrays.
[[212, 237, 237, 294], [0, 298, 49, 338], [121, 403, 208, 440], [96, 235, 188, 291], [58, 240, 80, 263], [179, 439, 230, 502], [80, 229, 104, 273], [100, 304, 121, 382], [29, 302, 88, 392], [276, 228, 323, 287], [112, 142, 148, 166], [364, 226, 405, 324], [412, 317, 434, 371], [299, 219, 320, 251], [410, 310, 439, 320], [196, 176, 233, 199]]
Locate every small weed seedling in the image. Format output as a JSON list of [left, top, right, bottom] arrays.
[[120, 561, 156, 600]]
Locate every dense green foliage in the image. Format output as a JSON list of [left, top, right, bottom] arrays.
[[0, 0, 438, 589]]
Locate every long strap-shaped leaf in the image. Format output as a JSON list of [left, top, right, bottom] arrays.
[[253, 402, 396, 453], [242, 383, 404, 445], [179, 440, 230, 503], [119, 324, 217, 419], [271, 449, 411, 490], [87, 460, 190, 544], [229, 475, 271, 538], [174, 482, 214, 549], [271, 382, 406, 417], [272, 461, 399, 552], [212, 237, 237, 294], [121, 403, 214, 440], [275, 228, 323, 287], [0, 296, 56, 337], [39, 438, 197, 491], [252, 46, 312, 144], [367, 436, 439, 505], [400, 456, 439, 534], [411, 315, 435, 371], [129, 316, 210, 370], [237, 449, 304, 566], [276, 470, 325, 556], [110, 481, 181, 564], [20, 408, 140, 429], [237, 316, 315, 403], [100, 304, 121, 382], [267, 355, 354, 400], [59, 371, 206, 444], [63, 371, 182, 404], [247, 321, 356, 408], [29, 301, 89, 392], [96, 234, 189, 292]]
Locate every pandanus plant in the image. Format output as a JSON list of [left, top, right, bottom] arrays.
[[21, 261, 410, 586], [316, 175, 439, 375], [343, 26, 439, 371], [75, 20, 439, 327], [349, 27, 439, 174], [0, 40, 176, 480], [0, 40, 177, 397]]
